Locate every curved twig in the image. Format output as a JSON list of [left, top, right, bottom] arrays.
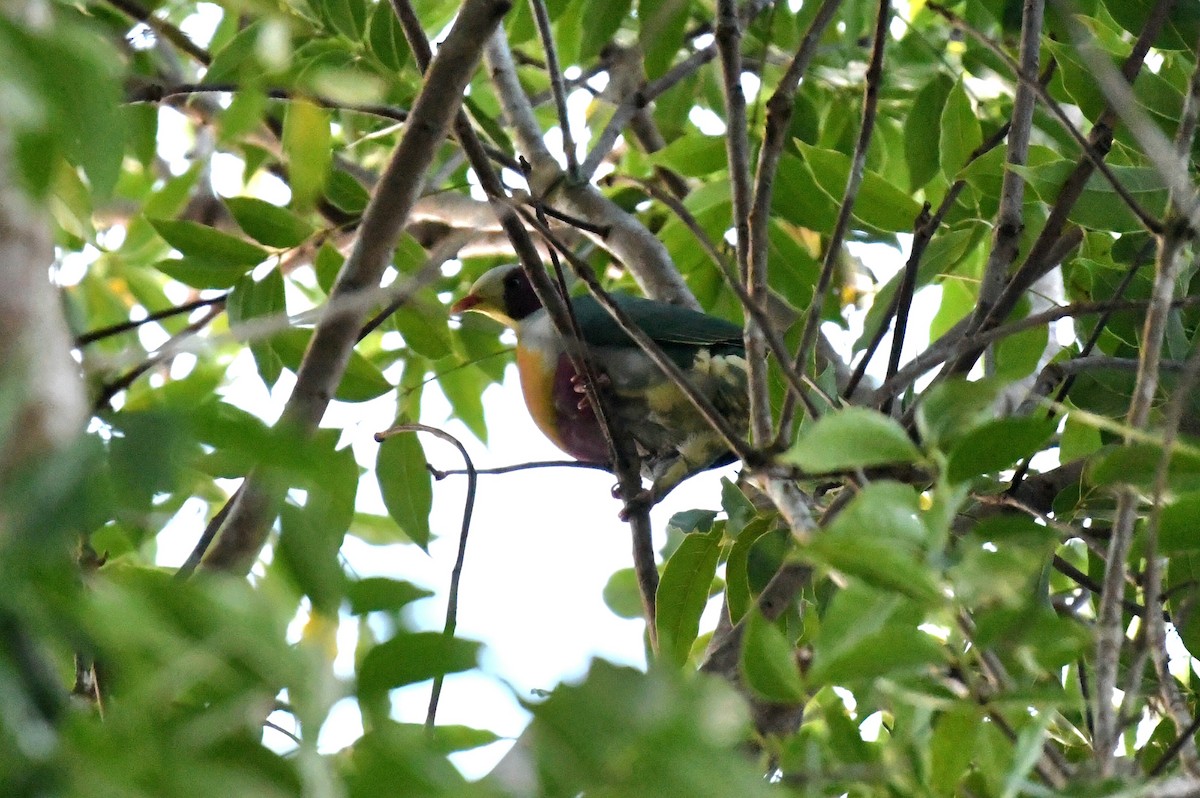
[[428, 459, 610, 478], [375, 423, 477, 731]]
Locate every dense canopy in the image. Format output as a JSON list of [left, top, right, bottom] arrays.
[[3, 0, 1200, 795]]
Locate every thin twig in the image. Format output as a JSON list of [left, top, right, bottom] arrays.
[[713, 0, 761, 446], [778, 0, 890, 444], [376, 424, 477, 732], [528, 0, 577, 176], [74, 295, 226, 347], [872, 287, 1200, 405], [103, 0, 212, 65], [715, 0, 752, 287], [844, 117, 1014, 399], [1006, 239, 1156, 494], [1095, 229, 1190, 774], [428, 459, 610, 478], [92, 304, 223, 412], [1054, 0, 1200, 234], [943, 0, 1177, 381], [973, 0, 1045, 371], [177, 483, 244, 580], [128, 82, 410, 123], [604, 175, 833, 415], [746, 0, 843, 439], [1129, 35, 1200, 773], [484, 31, 693, 307]]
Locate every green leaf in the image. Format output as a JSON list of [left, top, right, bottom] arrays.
[[358, 631, 479, 695], [391, 301, 452, 359], [1104, 0, 1200, 50], [946, 416, 1057, 483], [797, 143, 924, 232], [724, 518, 772, 624], [939, 78, 982, 177], [580, 0, 632, 61], [807, 481, 941, 604], [154, 257, 254, 290], [931, 707, 982, 796], [1012, 159, 1169, 233], [1168, 553, 1200, 658], [1058, 402, 1102, 462], [283, 101, 332, 211], [225, 196, 315, 249], [740, 609, 805, 703], [666, 508, 716, 536], [375, 431, 433, 550], [640, 0, 689, 77], [527, 661, 774, 798], [202, 20, 264, 85], [808, 583, 943, 686], [916, 378, 1001, 450], [1160, 492, 1200, 554], [602, 568, 645, 620], [783, 407, 922, 472], [271, 328, 393, 402], [720, 478, 757, 537], [312, 0, 367, 39], [345, 722, 478, 793], [0, 14, 126, 198], [773, 154, 839, 233], [367, 0, 410, 71], [347, 511, 414, 545], [278, 501, 346, 614], [123, 103, 158, 168], [656, 527, 722, 668], [993, 316, 1048, 381], [347, 577, 433, 614], [1088, 443, 1200, 492], [436, 361, 489, 442], [325, 168, 370, 215], [409, 722, 503, 754], [314, 241, 345, 294], [906, 73, 954, 191], [149, 218, 269, 266], [650, 135, 728, 177], [227, 269, 286, 387]]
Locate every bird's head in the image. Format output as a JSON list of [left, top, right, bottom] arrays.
[[451, 265, 544, 329]]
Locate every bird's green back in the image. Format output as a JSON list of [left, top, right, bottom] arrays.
[[568, 293, 745, 369]]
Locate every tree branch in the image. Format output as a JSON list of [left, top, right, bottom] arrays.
[[198, 0, 512, 575], [746, 0, 843, 438], [973, 0, 1044, 364], [392, 1, 662, 647], [483, 30, 695, 307], [779, 0, 890, 441]]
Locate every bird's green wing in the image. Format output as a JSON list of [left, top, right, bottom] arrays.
[[570, 293, 744, 367]]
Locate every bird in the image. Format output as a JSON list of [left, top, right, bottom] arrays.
[[452, 264, 748, 507]]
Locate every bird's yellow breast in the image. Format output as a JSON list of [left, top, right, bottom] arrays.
[[516, 344, 568, 452]]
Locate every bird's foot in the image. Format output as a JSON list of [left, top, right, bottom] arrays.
[[572, 371, 611, 409], [617, 488, 654, 521]]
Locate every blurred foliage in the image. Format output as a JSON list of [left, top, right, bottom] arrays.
[[2, 0, 1200, 794]]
